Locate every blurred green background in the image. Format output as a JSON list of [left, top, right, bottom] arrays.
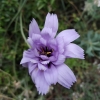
[[0, 0, 100, 100]]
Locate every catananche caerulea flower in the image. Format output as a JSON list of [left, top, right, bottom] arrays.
[[20, 13, 84, 95]]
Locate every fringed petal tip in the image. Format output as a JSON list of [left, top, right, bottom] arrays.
[[32, 71, 50, 95], [57, 64, 77, 89], [29, 18, 40, 37], [56, 29, 80, 44], [43, 13, 58, 38], [64, 43, 85, 59]]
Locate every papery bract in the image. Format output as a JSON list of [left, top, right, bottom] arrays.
[[20, 13, 84, 95]]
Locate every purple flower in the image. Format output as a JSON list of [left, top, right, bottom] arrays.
[[20, 13, 84, 95]]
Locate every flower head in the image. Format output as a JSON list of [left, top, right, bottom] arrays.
[[20, 13, 84, 95]]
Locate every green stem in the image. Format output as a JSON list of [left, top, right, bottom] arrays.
[[20, 13, 30, 48]]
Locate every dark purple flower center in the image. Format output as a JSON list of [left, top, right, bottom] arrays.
[[39, 46, 53, 57]]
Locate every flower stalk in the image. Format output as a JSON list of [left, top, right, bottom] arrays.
[[20, 13, 30, 48]]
